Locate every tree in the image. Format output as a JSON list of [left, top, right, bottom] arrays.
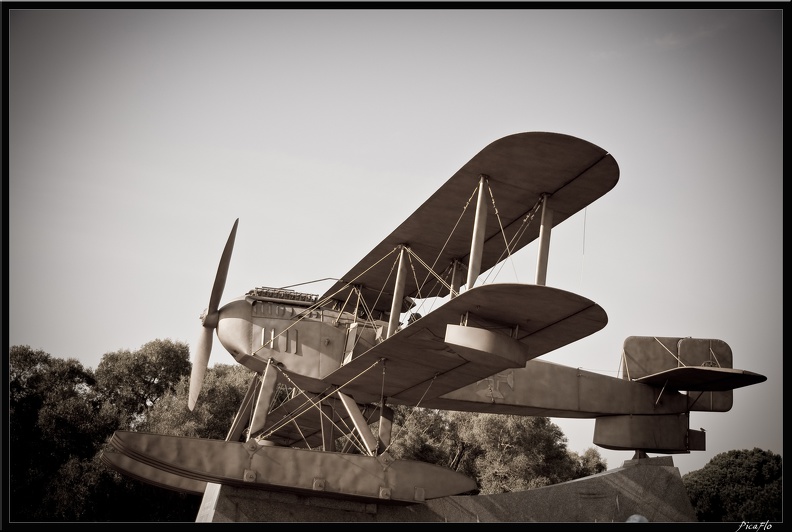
[[383, 407, 606, 495], [683, 448, 782, 522], [457, 414, 583, 493], [44, 449, 202, 521], [140, 363, 251, 439], [9, 346, 121, 521], [384, 406, 458, 465], [570, 447, 608, 478], [9, 341, 199, 521], [94, 339, 191, 428]]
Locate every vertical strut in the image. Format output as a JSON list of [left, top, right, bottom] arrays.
[[248, 359, 280, 440], [320, 402, 335, 451], [450, 259, 463, 299], [466, 175, 488, 289], [386, 246, 408, 339], [377, 403, 393, 455], [338, 392, 378, 456], [535, 194, 553, 286]]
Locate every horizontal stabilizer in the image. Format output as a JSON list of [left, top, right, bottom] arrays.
[[633, 366, 766, 392]]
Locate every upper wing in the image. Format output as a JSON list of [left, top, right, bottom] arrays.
[[320, 132, 619, 314]]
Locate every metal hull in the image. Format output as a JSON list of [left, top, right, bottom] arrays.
[[105, 431, 476, 504]]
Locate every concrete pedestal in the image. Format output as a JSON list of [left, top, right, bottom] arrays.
[[196, 455, 697, 522]]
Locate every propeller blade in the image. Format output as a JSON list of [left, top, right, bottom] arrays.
[[207, 218, 239, 316], [189, 326, 214, 411], [189, 218, 239, 411]]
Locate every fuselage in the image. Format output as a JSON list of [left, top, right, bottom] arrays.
[[214, 287, 388, 394]]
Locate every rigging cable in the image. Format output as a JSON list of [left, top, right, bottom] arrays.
[[414, 183, 479, 295], [379, 373, 439, 455], [251, 246, 399, 357], [259, 359, 386, 454]]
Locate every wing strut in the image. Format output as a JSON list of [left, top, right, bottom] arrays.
[[466, 175, 489, 288], [535, 194, 553, 286], [450, 259, 464, 298], [248, 360, 281, 439], [377, 403, 393, 454], [338, 392, 378, 456], [386, 246, 409, 338]]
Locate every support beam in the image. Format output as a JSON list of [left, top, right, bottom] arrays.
[[248, 360, 280, 439], [450, 259, 463, 299], [320, 402, 335, 452], [377, 404, 394, 455], [343, 322, 358, 364], [226, 375, 261, 442], [535, 194, 553, 286], [386, 246, 408, 338], [466, 176, 488, 289], [338, 392, 378, 456]]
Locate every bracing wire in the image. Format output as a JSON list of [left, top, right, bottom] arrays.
[[413, 184, 479, 295], [251, 246, 400, 357], [258, 358, 385, 454]]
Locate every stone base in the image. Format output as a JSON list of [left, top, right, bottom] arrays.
[[196, 455, 697, 522]]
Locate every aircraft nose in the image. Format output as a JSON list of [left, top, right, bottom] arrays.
[[215, 300, 254, 361]]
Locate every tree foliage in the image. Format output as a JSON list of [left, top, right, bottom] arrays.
[[94, 339, 191, 428], [9, 342, 202, 521], [385, 406, 460, 467], [9, 346, 121, 520], [571, 447, 608, 478], [683, 448, 782, 522], [139, 363, 250, 439], [384, 406, 607, 494]]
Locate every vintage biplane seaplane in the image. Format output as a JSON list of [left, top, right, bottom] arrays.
[[102, 132, 766, 504]]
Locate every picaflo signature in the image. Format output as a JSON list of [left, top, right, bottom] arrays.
[[736, 521, 773, 531]]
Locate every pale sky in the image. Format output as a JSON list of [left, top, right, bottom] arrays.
[[8, 8, 782, 477]]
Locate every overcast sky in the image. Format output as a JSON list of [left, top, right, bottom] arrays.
[[8, 8, 782, 477]]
